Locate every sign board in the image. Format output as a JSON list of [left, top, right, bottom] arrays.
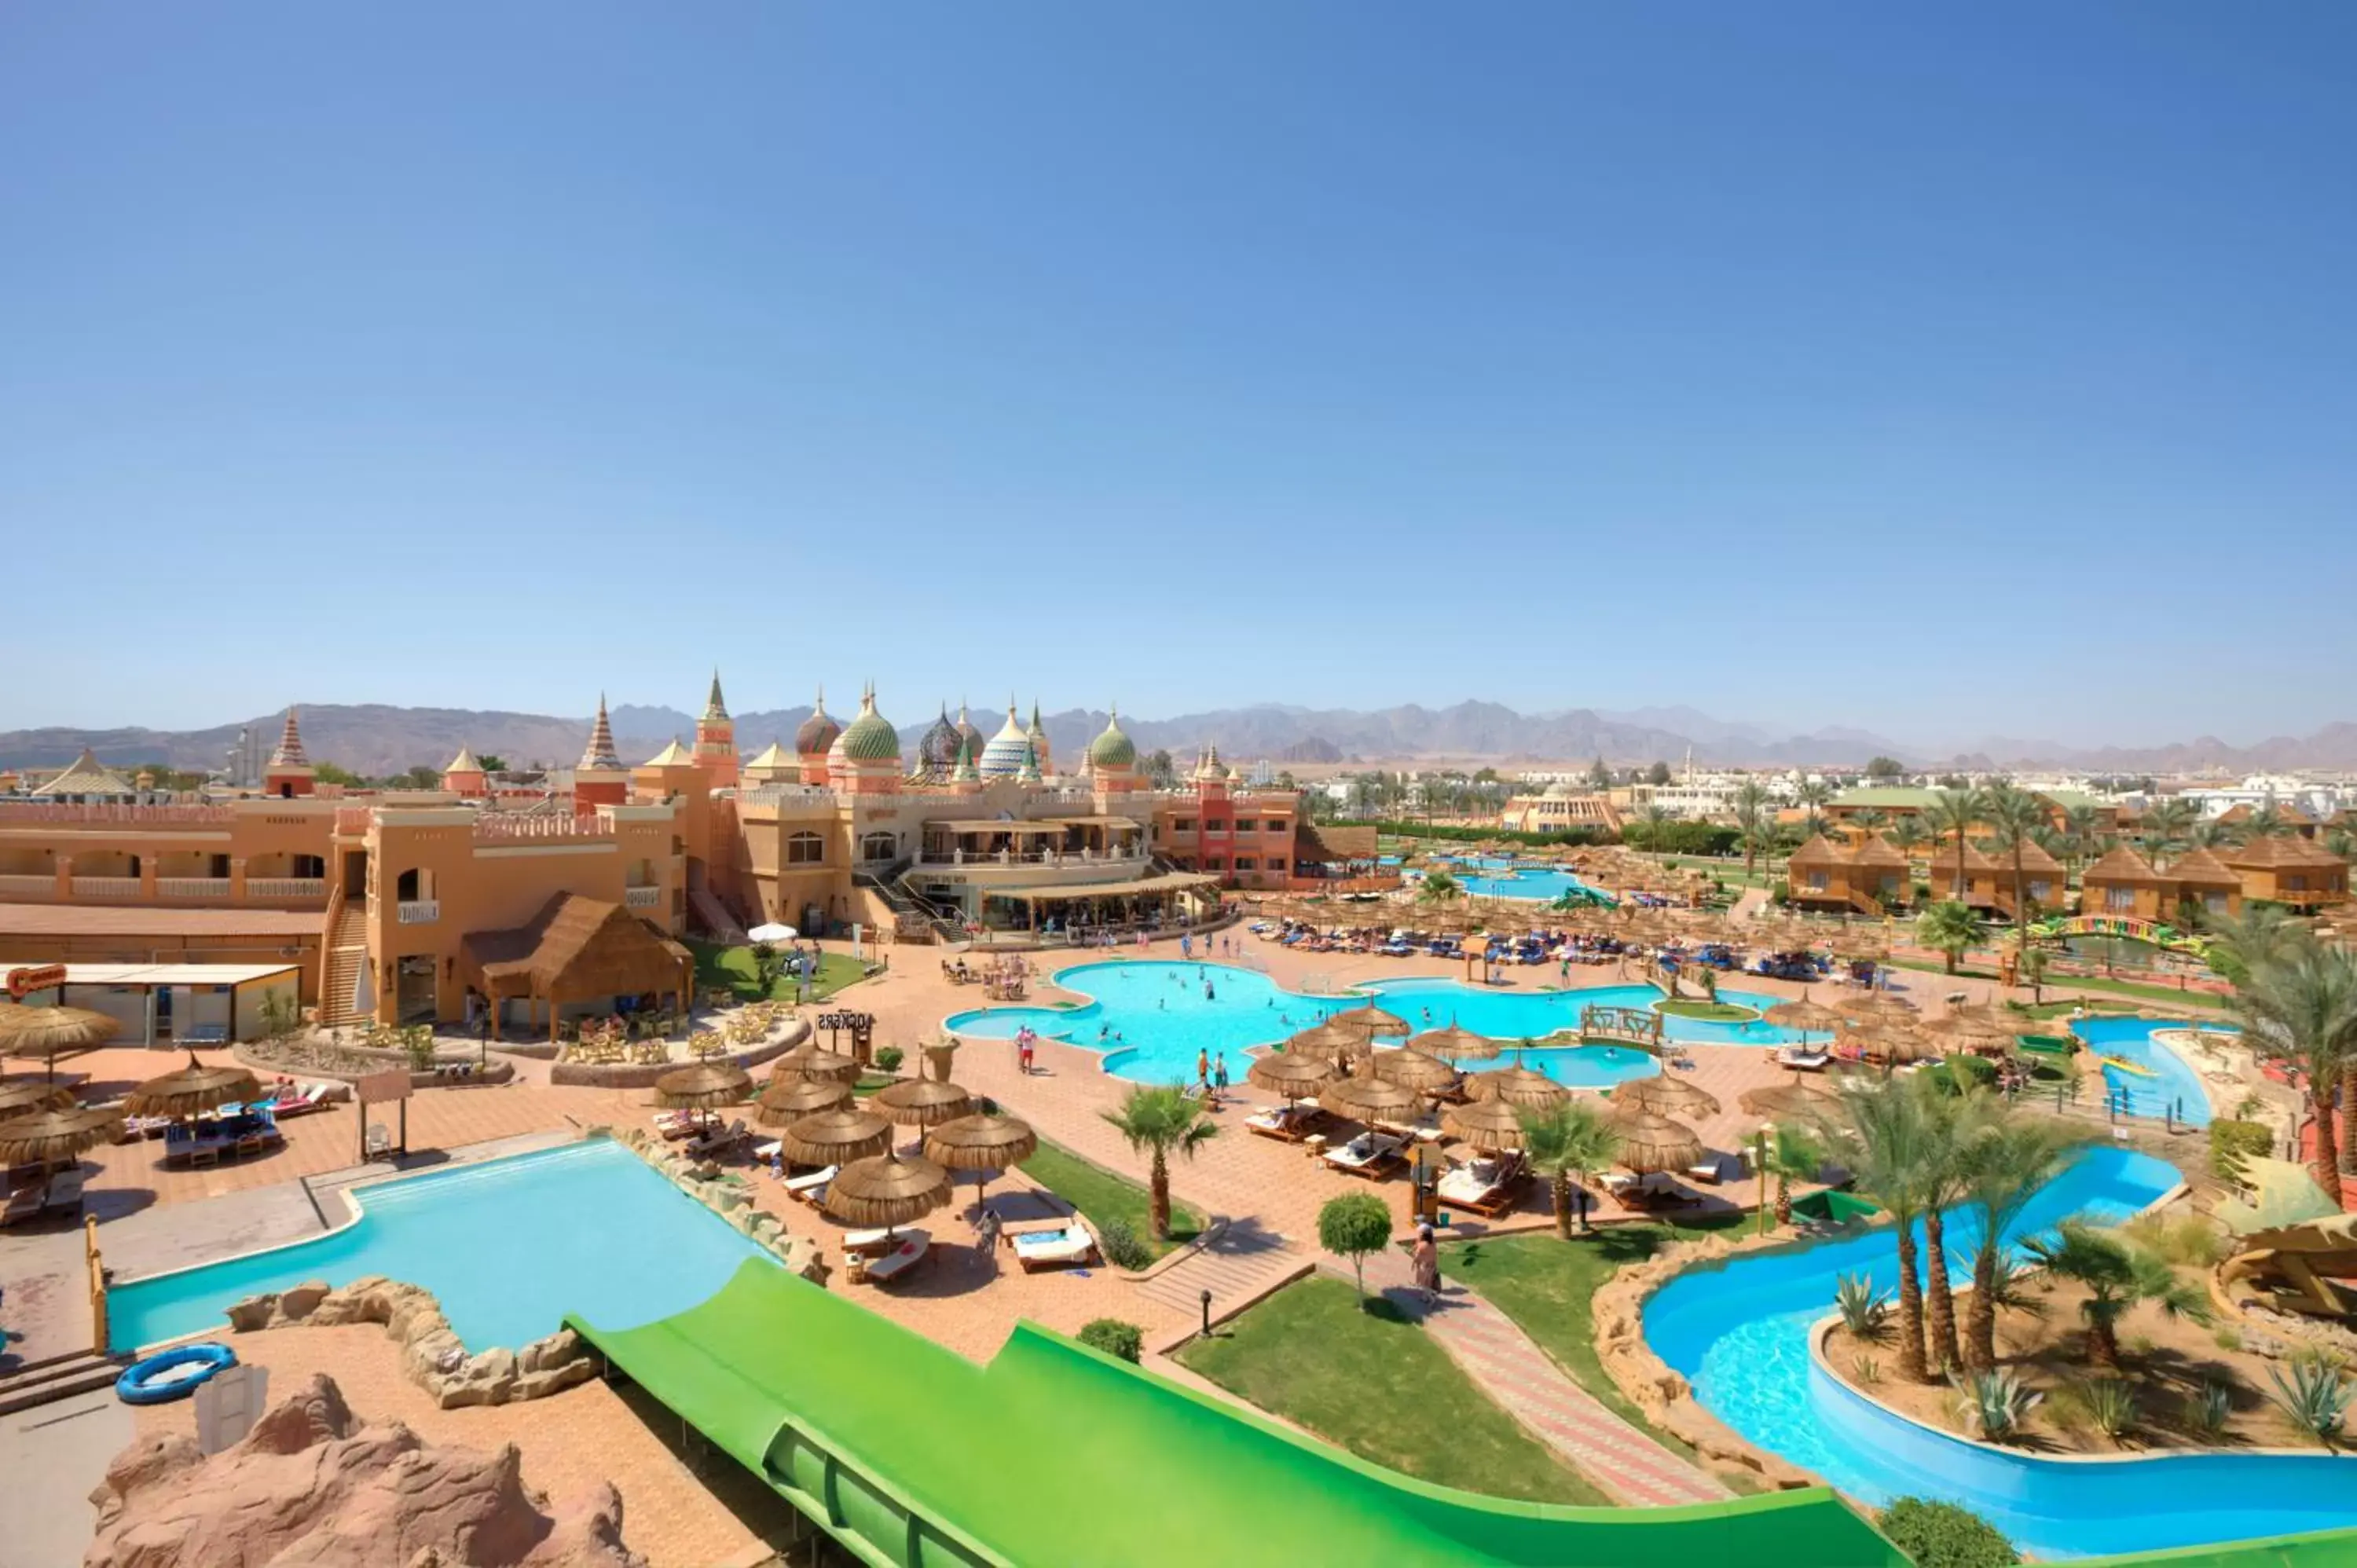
[[5, 964, 67, 999], [193, 1363, 269, 1454], [356, 1069, 413, 1106]]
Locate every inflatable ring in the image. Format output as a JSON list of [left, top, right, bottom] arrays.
[[116, 1342, 236, 1405]]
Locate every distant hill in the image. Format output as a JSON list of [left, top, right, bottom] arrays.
[[5, 701, 2356, 778]]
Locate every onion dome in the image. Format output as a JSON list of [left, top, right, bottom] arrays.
[[830, 685, 900, 764], [794, 688, 841, 756], [916, 704, 963, 774], [1087, 705, 1138, 769], [979, 702, 1033, 778], [953, 701, 985, 759], [579, 695, 625, 772]]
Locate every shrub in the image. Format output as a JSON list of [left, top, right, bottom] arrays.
[[1880, 1497, 2020, 1568], [2122, 1212, 2227, 1267], [1947, 1053, 1999, 1091], [873, 1045, 905, 1074], [2072, 1377, 2138, 1443], [2268, 1357, 2354, 1446], [2208, 1119, 2273, 1181], [1836, 1272, 1890, 1338], [1948, 1368, 2041, 1442], [1077, 1318, 1144, 1364], [1095, 1217, 1153, 1271], [2183, 1379, 2232, 1438]]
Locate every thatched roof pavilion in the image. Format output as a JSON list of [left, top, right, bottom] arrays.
[[461, 893, 696, 1042]]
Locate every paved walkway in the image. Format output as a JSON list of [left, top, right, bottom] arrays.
[[1135, 1223, 1309, 1330], [1326, 1247, 1729, 1508]]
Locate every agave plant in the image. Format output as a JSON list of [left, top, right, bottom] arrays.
[[2183, 1379, 2232, 1438], [1836, 1271, 1891, 1339], [1948, 1367, 2042, 1442], [2075, 1377, 2138, 1443], [2267, 1357, 2353, 1447]]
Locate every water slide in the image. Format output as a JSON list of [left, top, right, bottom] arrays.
[[566, 1261, 1904, 1568]]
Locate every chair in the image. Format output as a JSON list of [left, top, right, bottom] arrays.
[[681, 1119, 750, 1160], [42, 1167, 86, 1212], [1321, 1132, 1405, 1180], [783, 1164, 836, 1206], [364, 1123, 394, 1160], [860, 1231, 931, 1286]]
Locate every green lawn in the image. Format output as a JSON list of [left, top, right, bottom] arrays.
[[1437, 1222, 1758, 1491], [1176, 1276, 1608, 1504], [1022, 1138, 1204, 1259], [1656, 998, 1759, 1023], [689, 941, 867, 1003], [1885, 954, 2223, 1009]]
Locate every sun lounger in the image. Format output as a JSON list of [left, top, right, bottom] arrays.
[[1011, 1224, 1098, 1272], [1685, 1158, 1725, 1185], [680, 1119, 750, 1160], [1437, 1154, 1529, 1218], [2, 1185, 44, 1227], [1321, 1132, 1406, 1179], [1244, 1104, 1325, 1143], [783, 1164, 836, 1205], [1774, 1046, 1832, 1071], [42, 1167, 86, 1212], [857, 1229, 931, 1285], [841, 1226, 900, 1255]]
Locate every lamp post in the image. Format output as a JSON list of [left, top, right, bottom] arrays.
[[1200, 1288, 1213, 1340], [1755, 1126, 1770, 1236]]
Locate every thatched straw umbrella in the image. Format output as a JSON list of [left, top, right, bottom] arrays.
[[1441, 1095, 1527, 1152], [1842, 1020, 1935, 1066], [0, 1103, 123, 1169], [1837, 991, 1918, 1024], [1329, 1004, 1411, 1040], [1611, 1073, 1721, 1120], [755, 1074, 852, 1127], [1318, 1069, 1417, 1127], [871, 1077, 974, 1131], [777, 1108, 892, 1169], [1763, 994, 1841, 1040], [1480, 1067, 1569, 1111], [1409, 1022, 1500, 1063], [0, 1079, 75, 1119], [0, 1006, 121, 1083], [1739, 1078, 1841, 1119], [1921, 1009, 2016, 1055], [922, 1112, 1039, 1211], [1373, 1047, 1458, 1097], [1288, 1020, 1372, 1064], [768, 1043, 863, 1085], [1245, 1050, 1333, 1107], [656, 1061, 751, 1108], [126, 1053, 259, 1119], [821, 1150, 950, 1234], [1608, 1112, 1705, 1174]]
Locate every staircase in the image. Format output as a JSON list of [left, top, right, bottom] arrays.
[[1136, 1228, 1310, 1329], [317, 901, 370, 1028], [689, 885, 746, 945], [0, 1348, 130, 1416], [856, 863, 962, 945], [1845, 888, 1887, 916]]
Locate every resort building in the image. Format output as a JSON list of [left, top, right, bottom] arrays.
[[1925, 838, 2066, 918], [1497, 782, 1622, 835], [2079, 844, 2248, 923], [2217, 834, 2349, 910], [1786, 833, 1908, 913]]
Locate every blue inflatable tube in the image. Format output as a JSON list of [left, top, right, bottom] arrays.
[[116, 1342, 236, 1405]]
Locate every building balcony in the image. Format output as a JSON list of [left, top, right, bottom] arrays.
[[914, 846, 1147, 868], [397, 899, 441, 925], [247, 877, 328, 902], [156, 877, 231, 899], [624, 885, 662, 909], [71, 876, 141, 899], [0, 874, 54, 899]]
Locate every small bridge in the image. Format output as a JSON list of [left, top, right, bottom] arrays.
[[1581, 1004, 1664, 1050], [2031, 914, 2208, 955]]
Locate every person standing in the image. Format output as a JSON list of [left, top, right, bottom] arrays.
[[1412, 1225, 1441, 1305]]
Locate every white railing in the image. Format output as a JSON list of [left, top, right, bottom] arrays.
[[247, 877, 327, 899], [0, 874, 55, 896], [625, 885, 662, 908], [156, 877, 230, 899], [475, 812, 608, 841], [71, 877, 141, 898], [397, 899, 440, 924], [915, 845, 1149, 867], [0, 802, 235, 825]]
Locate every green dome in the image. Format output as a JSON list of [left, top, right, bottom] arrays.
[[1087, 709, 1137, 768], [832, 688, 901, 763]]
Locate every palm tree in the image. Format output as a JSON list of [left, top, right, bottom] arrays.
[[1890, 815, 1927, 860], [2205, 904, 2315, 990], [1796, 781, 1831, 837], [2139, 797, 2197, 864], [1912, 1085, 1989, 1375], [2022, 1221, 2210, 1368], [1735, 781, 1770, 883], [1417, 869, 1464, 915], [1824, 1078, 1941, 1382], [2243, 804, 2295, 839], [1639, 803, 1671, 854], [1762, 1122, 1827, 1228], [1916, 900, 1989, 975], [1956, 1113, 2086, 1370], [2188, 819, 2234, 851], [2059, 804, 2102, 877], [1518, 1099, 1622, 1237], [1100, 1084, 1219, 1240], [1851, 808, 1890, 837], [2326, 826, 2355, 863], [1924, 788, 1983, 901], [1980, 782, 2046, 927], [2227, 945, 2357, 1207]]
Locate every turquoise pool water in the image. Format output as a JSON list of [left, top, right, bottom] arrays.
[[2074, 1015, 2228, 1127], [1433, 855, 1615, 904], [1643, 1146, 2357, 1558], [107, 1139, 780, 1354], [943, 962, 1798, 1083]]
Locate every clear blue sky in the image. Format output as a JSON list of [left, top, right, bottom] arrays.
[[4, 3, 2352, 748]]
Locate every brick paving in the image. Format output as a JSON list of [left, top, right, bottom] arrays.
[[1134, 1224, 1309, 1328]]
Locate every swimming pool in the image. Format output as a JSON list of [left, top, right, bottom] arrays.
[[107, 1139, 781, 1354], [1432, 855, 1615, 905], [1643, 1145, 2357, 1557], [943, 962, 1801, 1083], [2074, 1014, 2228, 1127]]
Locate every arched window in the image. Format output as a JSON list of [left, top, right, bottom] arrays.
[[394, 867, 436, 901], [786, 831, 824, 866], [860, 831, 898, 863]]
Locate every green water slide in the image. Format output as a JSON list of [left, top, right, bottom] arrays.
[[566, 1260, 1903, 1567]]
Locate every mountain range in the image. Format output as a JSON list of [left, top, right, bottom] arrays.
[[6, 702, 2357, 779]]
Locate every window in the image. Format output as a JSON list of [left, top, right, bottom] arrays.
[[1266, 858, 1286, 871], [860, 831, 898, 863], [2205, 893, 2229, 913], [1205, 855, 1226, 870], [786, 831, 824, 865], [1172, 819, 1195, 833], [1232, 820, 1255, 834], [1807, 872, 1828, 892], [2286, 875, 2308, 892], [1234, 857, 1256, 871], [2030, 880, 2053, 903], [2104, 887, 2134, 913]]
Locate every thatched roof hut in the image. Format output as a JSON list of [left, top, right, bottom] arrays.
[[461, 893, 696, 1043]]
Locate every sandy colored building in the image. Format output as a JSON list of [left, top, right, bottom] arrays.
[[1787, 833, 1908, 913], [2218, 834, 2349, 910], [1497, 782, 1622, 836]]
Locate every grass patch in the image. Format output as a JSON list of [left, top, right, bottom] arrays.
[[688, 941, 867, 1003], [1177, 1275, 1607, 1504], [1655, 998, 1760, 1023], [1023, 1138, 1203, 1259], [1884, 954, 2218, 1009], [1437, 1221, 1760, 1493]]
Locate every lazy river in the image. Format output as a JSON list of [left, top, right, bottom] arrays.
[[1642, 1145, 2357, 1559], [944, 961, 1806, 1083]]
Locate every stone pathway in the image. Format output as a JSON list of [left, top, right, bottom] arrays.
[[1135, 1224, 1309, 1330], [1326, 1247, 1729, 1508]]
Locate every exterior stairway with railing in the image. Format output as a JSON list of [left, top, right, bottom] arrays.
[[317, 899, 370, 1028], [689, 885, 747, 945], [857, 861, 964, 945]]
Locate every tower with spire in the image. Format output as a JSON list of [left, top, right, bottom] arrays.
[[574, 694, 630, 808], [262, 707, 315, 797], [441, 746, 488, 798], [693, 669, 739, 788], [1025, 702, 1054, 780]]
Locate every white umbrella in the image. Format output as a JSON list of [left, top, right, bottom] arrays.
[[748, 923, 798, 943]]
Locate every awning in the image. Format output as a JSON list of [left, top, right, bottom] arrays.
[[925, 819, 1066, 834], [996, 872, 1218, 903]]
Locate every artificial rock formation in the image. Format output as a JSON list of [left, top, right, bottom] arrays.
[[224, 1277, 597, 1410], [86, 1373, 645, 1568]]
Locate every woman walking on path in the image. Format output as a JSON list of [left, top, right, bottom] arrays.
[[1411, 1225, 1441, 1304]]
